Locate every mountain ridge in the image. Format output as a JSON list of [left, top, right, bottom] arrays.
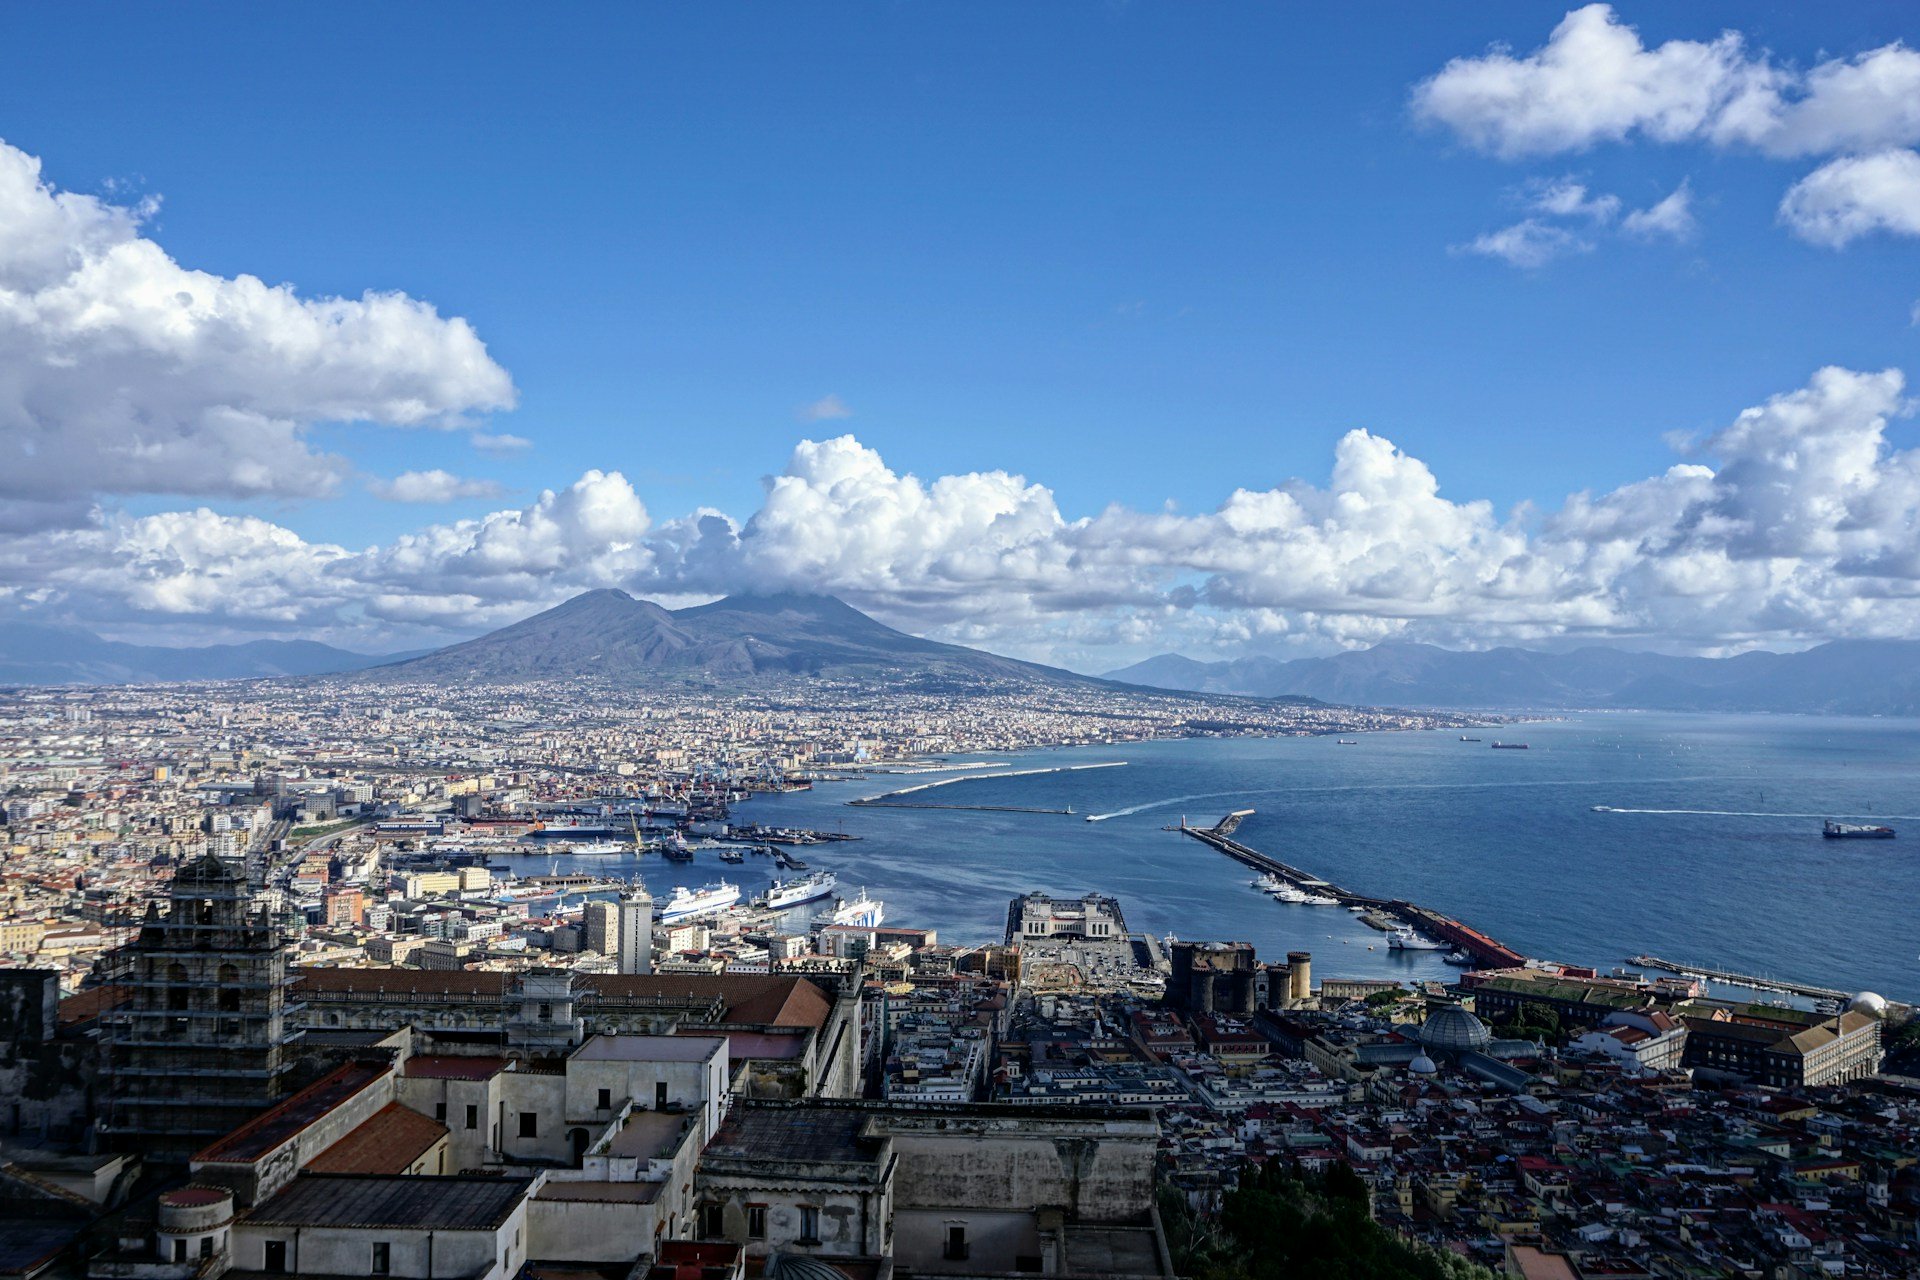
[[0, 621, 412, 686], [1103, 638, 1920, 715], [362, 589, 1109, 691]]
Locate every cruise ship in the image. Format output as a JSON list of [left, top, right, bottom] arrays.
[[655, 880, 741, 924], [829, 889, 884, 928], [757, 870, 838, 910]]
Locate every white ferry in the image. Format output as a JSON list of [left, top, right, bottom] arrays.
[[757, 870, 838, 911], [655, 880, 741, 924], [829, 889, 884, 928]]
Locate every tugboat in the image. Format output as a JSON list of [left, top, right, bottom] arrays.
[[1823, 819, 1895, 839]]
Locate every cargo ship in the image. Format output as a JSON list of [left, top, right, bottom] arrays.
[[757, 870, 838, 910], [1490, 742, 1529, 750], [1823, 820, 1895, 839], [655, 880, 741, 923]]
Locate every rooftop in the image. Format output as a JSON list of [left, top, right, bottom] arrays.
[[243, 1173, 533, 1231], [305, 1103, 448, 1175], [574, 1033, 725, 1064], [193, 1061, 389, 1165], [702, 1105, 884, 1170]]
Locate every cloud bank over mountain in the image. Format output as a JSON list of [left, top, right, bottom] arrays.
[[4, 128, 1920, 669], [7, 361, 1920, 668]]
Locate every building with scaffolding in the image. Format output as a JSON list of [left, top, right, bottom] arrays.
[[95, 852, 304, 1159]]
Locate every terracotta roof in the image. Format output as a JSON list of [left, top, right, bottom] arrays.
[[57, 985, 128, 1026], [306, 1103, 448, 1175]]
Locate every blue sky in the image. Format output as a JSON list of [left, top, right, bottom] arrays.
[[2, 4, 1919, 665]]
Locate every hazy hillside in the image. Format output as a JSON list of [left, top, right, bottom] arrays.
[[1104, 639, 1920, 714], [0, 621, 407, 686]]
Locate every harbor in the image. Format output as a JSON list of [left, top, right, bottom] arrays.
[[1179, 810, 1531, 970]]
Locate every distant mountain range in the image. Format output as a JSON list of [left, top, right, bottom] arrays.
[[0, 621, 410, 686], [1104, 640, 1920, 715], [360, 589, 1110, 692]]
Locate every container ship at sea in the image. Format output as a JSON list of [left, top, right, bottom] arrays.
[[1823, 820, 1895, 839]]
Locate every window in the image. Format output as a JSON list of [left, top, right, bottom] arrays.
[[465, 1103, 479, 1130], [699, 1203, 724, 1238], [945, 1224, 969, 1261], [371, 1242, 390, 1275], [596, 1087, 611, 1111], [518, 1111, 538, 1138], [435, 1102, 447, 1123], [200, 1237, 214, 1259], [798, 1205, 821, 1244], [264, 1240, 288, 1272], [746, 1204, 767, 1240], [538, 1002, 552, 1021]]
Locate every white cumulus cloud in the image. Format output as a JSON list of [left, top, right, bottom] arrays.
[[1779, 149, 1920, 246], [0, 137, 514, 529], [1622, 181, 1697, 240], [10, 370, 1920, 665], [1453, 219, 1593, 268], [371, 470, 506, 503]]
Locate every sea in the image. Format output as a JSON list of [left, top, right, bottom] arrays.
[[495, 712, 1920, 1003]]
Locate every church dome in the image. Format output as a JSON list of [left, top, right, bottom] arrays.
[[1408, 1053, 1438, 1075], [1419, 1003, 1492, 1054]]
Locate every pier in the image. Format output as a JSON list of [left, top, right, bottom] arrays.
[[841, 802, 1076, 815], [1627, 954, 1851, 1002], [1180, 812, 1530, 970]]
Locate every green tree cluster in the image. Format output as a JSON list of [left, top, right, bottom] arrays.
[[1497, 1000, 1561, 1044], [1163, 1160, 1496, 1280]]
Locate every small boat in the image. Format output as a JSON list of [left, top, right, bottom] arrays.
[[1336, 739, 1359, 746], [1300, 892, 1340, 906], [1591, 805, 1614, 813], [1442, 950, 1474, 966], [1271, 883, 1309, 904], [718, 847, 745, 864]]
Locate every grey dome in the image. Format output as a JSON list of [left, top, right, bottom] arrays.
[[1419, 1003, 1492, 1054], [1408, 1053, 1439, 1075]]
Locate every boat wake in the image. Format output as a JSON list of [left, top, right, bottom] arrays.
[[853, 760, 1127, 804], [1084, 792, 1221, 822], [1083, 774, 1743, 822], [1595, 806, 1920, 820]]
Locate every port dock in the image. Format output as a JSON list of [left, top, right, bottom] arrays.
[[1180, 812, 1530, 970], [1627, 954, 1851, 1002]]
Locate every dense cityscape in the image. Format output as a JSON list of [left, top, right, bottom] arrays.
[[0, 678, 1914, 1280], [8, 3, 1920, 1278]]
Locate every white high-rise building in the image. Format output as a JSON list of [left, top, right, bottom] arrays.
[[617, 885, 654, 975]]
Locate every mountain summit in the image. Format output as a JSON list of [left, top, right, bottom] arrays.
[[366, 589, 1097, 690]]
